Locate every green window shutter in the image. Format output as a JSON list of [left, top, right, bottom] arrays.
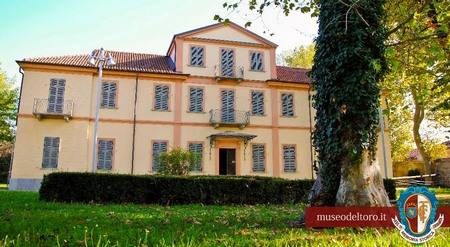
[[190, 46, 204, 66], [152, 141, 168, 172], [47, 79, 66, 113], [250, 51, 263, 71], [154, 85, 169, 111], [189, 87, 204, 112], [252, 144, 265, 172], [283, 145, 296, 172], [188, 143, 203, 171], [251, 91, 264, 115], [42, 137, 60, 168], [281, 93, 294, 117], [97, 140, 113, 170], [220, 48, 234, 77], [101, 82, 117, 108]]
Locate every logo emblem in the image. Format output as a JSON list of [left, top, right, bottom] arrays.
[[392, 186, 444, 244]]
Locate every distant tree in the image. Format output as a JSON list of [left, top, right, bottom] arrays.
[[0, 64, 17, 143], [158, 148, 200, 176], [422, 138, 447, 163], [383, 0, 450, 174], [283, 43, 315, 68]]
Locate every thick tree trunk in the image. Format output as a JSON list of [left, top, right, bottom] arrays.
[[412, 90, 432, 174], [335, 152, 391, 206]]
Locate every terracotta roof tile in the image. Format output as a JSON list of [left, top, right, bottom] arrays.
[[20, 50, 177, 74], [276, 66, 311, 84]]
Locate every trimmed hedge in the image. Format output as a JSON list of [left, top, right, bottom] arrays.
[[39, 172, 396, 205]]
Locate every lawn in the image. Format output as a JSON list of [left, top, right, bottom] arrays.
[[0, 191, 449, 246], [396, 187, 450, 205]]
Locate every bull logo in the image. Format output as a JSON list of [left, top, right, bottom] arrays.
[[392, 186, 444, 244]]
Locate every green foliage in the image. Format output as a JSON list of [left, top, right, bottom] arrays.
[[0, 65, 18, 143], [422, 138, 448, 162], [383, 178, 396, 200], [39, 172, 315, 205], [39, 172, 397, 205], [157, 147, 200, 175], [283, 43, 315, 68], [383, 0, 450, 167], [309, 0, 387, 205], [0, 154, 10, 184]]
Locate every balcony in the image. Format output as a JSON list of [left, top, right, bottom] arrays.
[[214, 65, 244, 82], [209, 109, 250, 129], [32, 98, 74, 121]]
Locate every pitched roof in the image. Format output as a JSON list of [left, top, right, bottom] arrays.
[[275, 66, 311, 84], [18, 50, 311, 84], [18, 50, 178, 74], [172, 21, 278, 47]]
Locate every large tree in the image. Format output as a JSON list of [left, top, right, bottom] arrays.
[[383, 0, 450, 174], [0, 65, 17, 144], [219, 0, 391, 207], [282, 43, 315, 68]]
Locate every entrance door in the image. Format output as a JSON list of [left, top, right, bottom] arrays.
[[219, 148, 236, 175], [47, 79, 66, 113]]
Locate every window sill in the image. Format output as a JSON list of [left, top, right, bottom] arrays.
[[250, 114, 267, 117], [101, 107, 118, 110], [249, 69, 265, 73], [152, 109, 171, 112], [188, 65, 206, 68], [40, 167, 58, 170], [280, 115, 297, 118], [187, 111, 206, 114], [283, 170, 297, 173]]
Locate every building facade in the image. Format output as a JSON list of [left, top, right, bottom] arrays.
[[10, 22, 393, 190]]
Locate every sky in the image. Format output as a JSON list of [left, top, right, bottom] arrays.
[[0, 0, 318, 84]]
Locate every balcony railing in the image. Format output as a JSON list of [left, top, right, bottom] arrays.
[[209, 109, 250, 129], [32, 98, 74, 121], [214, 65, 244, 81]]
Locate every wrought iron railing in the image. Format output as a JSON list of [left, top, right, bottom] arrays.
[[32, 98, 74, 121], [209, 109, 250, 129], [214, 65, 244, 80]]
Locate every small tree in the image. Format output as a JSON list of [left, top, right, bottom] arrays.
[[157, 148, 200, 176]]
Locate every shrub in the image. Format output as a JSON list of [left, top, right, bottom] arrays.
[[0, 154, 11, 184], [407, 169, 421, 176], [40, 173, 396, 205], [158, 148, 200, 175], [383, 178, 396, 201]]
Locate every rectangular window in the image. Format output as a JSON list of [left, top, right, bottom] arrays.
[[250, 51, 264, 71], [47, 79, 66, 113], [252, 144, 265, 172], [251, 91, 264, 115], [281, 93, 294, 117], [152, 141, 168, 172], [42, 137, 60, 168], [154, 85, 169, 111], [283, 145, 296, 172], [190, 46, 204, 66], [188, 143, 203, 171], [101, 82, 117, 108], [189, 87, 204, 113], [221, 90, 235, 123], [220, 48, 234, 77], [97, 139, 114, 170]]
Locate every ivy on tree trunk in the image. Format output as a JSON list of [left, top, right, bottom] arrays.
[[309, 0, 390, 206]]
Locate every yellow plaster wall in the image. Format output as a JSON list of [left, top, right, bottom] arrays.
[[181, 41, 272, 81], [193, 26, 262, 44]]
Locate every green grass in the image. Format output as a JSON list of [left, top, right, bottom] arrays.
[[0, 191, 449, 246], [396, 186, 450, 205]]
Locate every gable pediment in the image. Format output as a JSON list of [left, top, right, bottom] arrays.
[[175, 22, 277, 48]]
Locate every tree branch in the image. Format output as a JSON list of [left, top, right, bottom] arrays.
[[386, 0, 431, 37]]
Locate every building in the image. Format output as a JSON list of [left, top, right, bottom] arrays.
[[10, 22, 393, 190]]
